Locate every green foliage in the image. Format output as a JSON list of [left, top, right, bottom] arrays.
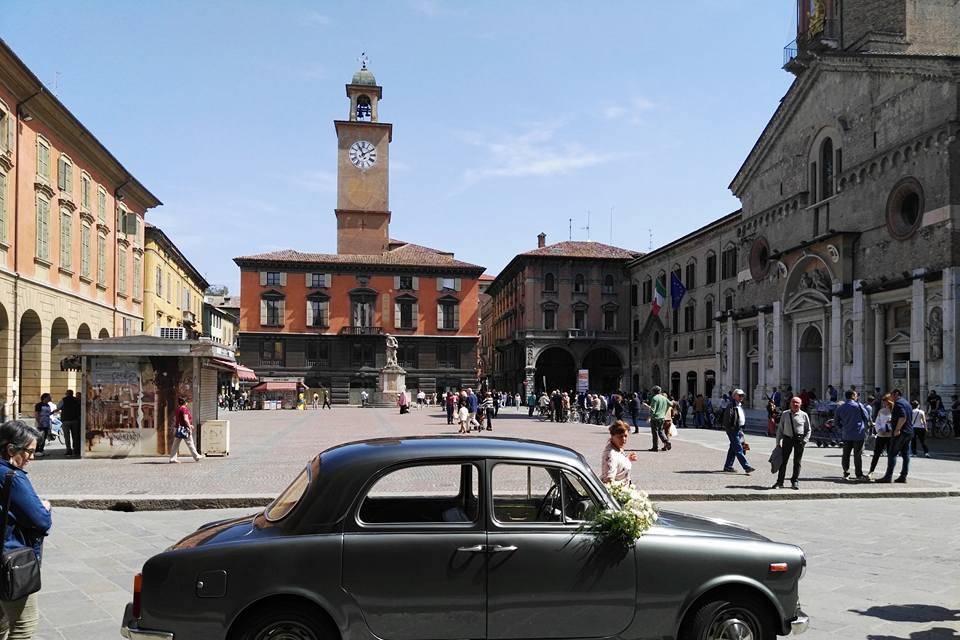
[[584, 482, 658, 547]]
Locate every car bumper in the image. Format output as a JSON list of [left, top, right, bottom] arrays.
[[120, 603, 174, 639], [790, 608, 810, 635]]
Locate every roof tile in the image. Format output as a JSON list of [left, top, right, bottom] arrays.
[[520, 240, 640, 260]]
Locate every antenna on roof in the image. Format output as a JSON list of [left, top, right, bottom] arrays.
[[581, 211, 591, 241], [648, 228, 653, 251], [568, 217, 572, 240]]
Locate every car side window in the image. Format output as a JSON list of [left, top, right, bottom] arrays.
[[561, 471, 601, 523], [358, 463, 480, 525], [491, 463, 562, 524]]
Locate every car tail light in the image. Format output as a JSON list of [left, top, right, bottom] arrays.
[[132, 573, 143, 618]]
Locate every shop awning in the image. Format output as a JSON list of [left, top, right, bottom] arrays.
[[251, 381, 301, 393], [210, 358, 258, 382]]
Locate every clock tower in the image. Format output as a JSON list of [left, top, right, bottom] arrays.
[[335, 58, 393, 254]]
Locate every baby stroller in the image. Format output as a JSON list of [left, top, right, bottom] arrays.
[[812, 417, 842, 447]]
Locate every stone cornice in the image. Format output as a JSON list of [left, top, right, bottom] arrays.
[[0, 149, 12, 172]]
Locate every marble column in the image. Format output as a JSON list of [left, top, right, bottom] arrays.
[[757, 310, 767, 403], [852, 282, 866, 391], [911, 273, 926, 400], [830, 286, 842, 390], [942, 268, 959, 397], [873, 303, 886, 394], [739, 326, 749, 396], [725, 317, 735, 396], [772, 301, 784, 392]]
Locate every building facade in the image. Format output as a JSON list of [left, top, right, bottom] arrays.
[[235, 63, 485, 403], [143, 224, 208, 339], [627, 212, 740, 399], [203, 302, 237, 349], [484, 233, 639, 395], [622, 0, 960, 408], [0, 40, 160, 415]]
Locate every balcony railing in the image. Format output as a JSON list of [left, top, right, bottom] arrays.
[[338, 326, 383, 336], [784, 18, 840, 68]]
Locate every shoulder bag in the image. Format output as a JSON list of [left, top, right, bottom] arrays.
[[0, 470, 41, 601]]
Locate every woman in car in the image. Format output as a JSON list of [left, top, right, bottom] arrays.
[[600, 421, 638, 484]]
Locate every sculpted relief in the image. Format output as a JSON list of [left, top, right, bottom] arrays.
[[843, 319, 853, 365], [927, 307, 943, 361]]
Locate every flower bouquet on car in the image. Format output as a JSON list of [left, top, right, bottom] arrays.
[[585, 481, 658, 547]]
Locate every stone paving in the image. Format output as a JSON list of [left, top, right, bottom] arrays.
[[30, 498, 960, 640], [26, 407, 960, 504]]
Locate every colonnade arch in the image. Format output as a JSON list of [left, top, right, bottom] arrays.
[[19, 311, 42, 413], [50, 318, 71, 399]]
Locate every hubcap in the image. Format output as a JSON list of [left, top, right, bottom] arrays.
[[708, 613, 755, 640], [254, 621, 318, 640]]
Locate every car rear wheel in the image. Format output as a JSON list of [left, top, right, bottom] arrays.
[[233, 604, 329, 640], [682, 594, 777, 640]]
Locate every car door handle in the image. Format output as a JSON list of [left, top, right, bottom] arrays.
[[457, 544, 487, 553], [488, 545, 517, 553]]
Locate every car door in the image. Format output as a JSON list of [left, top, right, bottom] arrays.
[[342, 461, 486, 640], [486, 462, 637, 640]]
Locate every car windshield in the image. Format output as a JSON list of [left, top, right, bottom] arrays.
[[265, 466, 310, 522]]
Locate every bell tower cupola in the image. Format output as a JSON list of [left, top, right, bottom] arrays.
[[334, 54, 394, 255]]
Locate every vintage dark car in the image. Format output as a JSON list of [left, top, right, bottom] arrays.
[[121, 436, 809, 640]]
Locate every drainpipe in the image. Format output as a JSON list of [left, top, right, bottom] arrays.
[[12, 88, 44, 418]]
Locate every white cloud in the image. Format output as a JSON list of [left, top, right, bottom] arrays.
[[410, 0, 444, 16], [459, 121, 620, 187], [288, 170, 337, 193], [602, 97, 656, 125], [302, 11, 331, 26]]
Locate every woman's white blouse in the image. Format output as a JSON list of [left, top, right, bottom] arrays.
[[601, 441, 632, 484]]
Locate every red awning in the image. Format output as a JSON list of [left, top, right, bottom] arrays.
[[251, 381, 301, 393], [235, 365, 258, 382]]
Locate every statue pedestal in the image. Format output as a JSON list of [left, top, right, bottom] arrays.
[[374, 364, 407, 406]]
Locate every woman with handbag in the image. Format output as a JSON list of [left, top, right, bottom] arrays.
[[868, 394, 894, 479], [0, 420, 52, 639], [168, 397, 202, 463]]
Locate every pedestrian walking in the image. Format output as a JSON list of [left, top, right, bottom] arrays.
[[320, 387, 332, 409], [0, 420, 52, 639], [31, 395, 56, 459], [445, 392, 455, 425], [722, 389, 755, 474], [481, 392, 494, 431], [311, 392, 319, 410], [457, 400, 469, 434], [835, 390, 870, 481], [878, 389, 914, 483], [515, 393, 522, 412], [628, 393, 642, 434], [57, 390, 81, 458], [416, 390, 426, 410], [911, 400, 929, 457], [642, 386, 672, 452], [773, 396, 811, 489], [466, 388, 479, 429], [868, 394, 894, 478], [600, 421, 638, 484], [168, 397, 202, 463]]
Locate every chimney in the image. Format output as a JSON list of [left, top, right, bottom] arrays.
[[537, 232, 546, 248]]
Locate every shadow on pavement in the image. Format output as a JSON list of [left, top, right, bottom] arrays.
[[852, 604, 960, 623], [865, 629, 959, 640]]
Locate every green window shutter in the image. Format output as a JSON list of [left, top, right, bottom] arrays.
[[305, 272, 312, 288], [320, 301, 329, 326], [260, 299, 267, 325], [278, 299, 285, 323], [279, 272, 287, 286], [58, 157, 66, 191], [394, 276, 400, 290], [436, 278, 443, 291], [325, 273, 332, 288], [306, 299, 314, 326], [454, 304, 460, 329], [412, 302, 419, 329], [65, 162, 72, 193], [455, 278, 461, 292], [394, 302, 401, 328], [259, 271, 266, 286], [0, 171, 5, 242], [437, 304, 443, 329], [412, 276, 419, 291]]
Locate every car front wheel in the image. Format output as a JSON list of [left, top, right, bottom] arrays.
[[682, 594, 777, 640], [232, 604, 329, 640]]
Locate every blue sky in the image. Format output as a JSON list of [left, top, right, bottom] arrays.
[[2, 1, 796, 292]]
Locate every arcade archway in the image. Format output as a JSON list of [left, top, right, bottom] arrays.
[[798, 325, 823, 398], [535, 347, 576, 394], [582, 347, 623, 393]]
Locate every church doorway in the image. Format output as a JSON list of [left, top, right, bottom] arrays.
[[582, 348, 623, 393], [535, 348, 576, 394], [797, 325, 823, 398]]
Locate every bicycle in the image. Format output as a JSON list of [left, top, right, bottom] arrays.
[[930, 411, 954, 438], [567, 408, 581, 424], [537, 405, 551, 422]]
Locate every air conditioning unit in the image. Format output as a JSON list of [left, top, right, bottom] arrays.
[[159, 327, 186, 340]]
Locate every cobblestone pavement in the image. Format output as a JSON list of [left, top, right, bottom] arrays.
[[27, 407, 960, 501], [31, 498, 960, 639]]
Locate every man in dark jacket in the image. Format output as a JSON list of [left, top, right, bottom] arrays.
[[58, 390, 82, 458], [879, 388, 914, 483], [835, 390, 869, 481]]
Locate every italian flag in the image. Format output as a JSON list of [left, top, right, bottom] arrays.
[[652, 277, 666, 316]]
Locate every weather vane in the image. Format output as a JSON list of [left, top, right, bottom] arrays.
[[358, 52, 369, 70]]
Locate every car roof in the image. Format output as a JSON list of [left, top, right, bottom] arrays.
[[292, 436, 591, 527]]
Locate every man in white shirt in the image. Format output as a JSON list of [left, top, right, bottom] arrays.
[[774, 396, 812, 489]]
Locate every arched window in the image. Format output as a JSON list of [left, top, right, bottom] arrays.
[[603, 274, 615, 294], [685, 259, 697, 289], [820, 138, 834, 199], [573, 273, 585, 293], [704, 295, 715, 327], [705, 251, 717, 284], [544, 272, 556, 292], [642, 276, 652, 303], [683, 299, 696, 333]]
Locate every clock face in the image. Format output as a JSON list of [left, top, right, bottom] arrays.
[[349, 140, 377, 170]]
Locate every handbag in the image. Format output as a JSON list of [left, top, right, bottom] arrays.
[[0, 471, 42, 601], [742, 440, 751, 452], [667, 422, 678, 438], [175, 425, 190, 440], [865, 433, 877, 451]]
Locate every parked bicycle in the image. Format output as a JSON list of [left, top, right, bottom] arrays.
[[929, 410, 954, 438]]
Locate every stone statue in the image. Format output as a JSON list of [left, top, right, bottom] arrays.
[[798, 271, 814, 292], [812, 269, 831, 294], [927, 307, 943, 361], [843, 319, 853, 364], [526, 346, 534, 366], [766, 331, 774, 369], [385, 333, 399, 367], [720, 335, 728, 372]]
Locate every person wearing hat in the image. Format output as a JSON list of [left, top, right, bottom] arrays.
[[722, 388, 755, 474]]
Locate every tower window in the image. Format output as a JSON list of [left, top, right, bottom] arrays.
[[356, 95, 372, 121]]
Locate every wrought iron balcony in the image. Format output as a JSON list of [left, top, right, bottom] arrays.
[[784, 18, 840, 70], [338, 326, 383, 336]]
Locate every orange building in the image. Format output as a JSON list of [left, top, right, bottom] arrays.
[[0, 40, 160, 415], [234, 62, 484, 402]]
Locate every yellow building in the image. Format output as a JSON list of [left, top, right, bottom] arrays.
[[143, 224, 208, 338]]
